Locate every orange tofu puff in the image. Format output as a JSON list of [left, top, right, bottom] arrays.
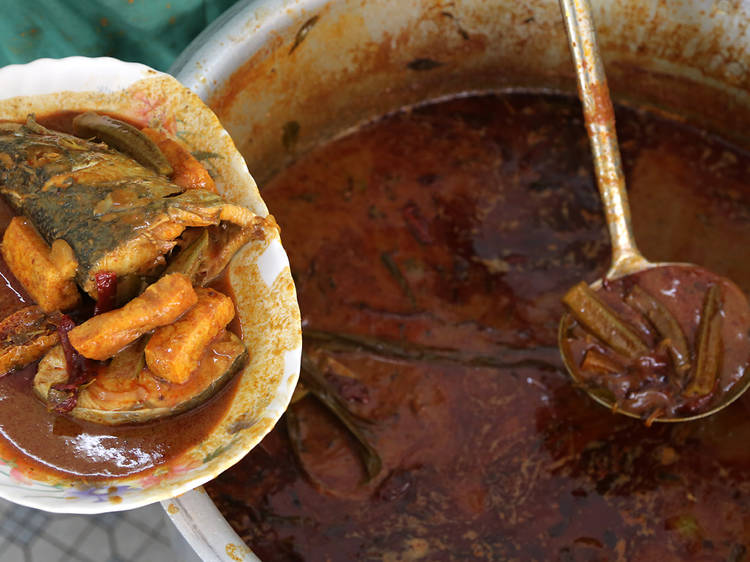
[[1, 217, 80, 313], [145, 287, 235, 384], [141, 127, 217, 193], [69, 273, 197, 360]]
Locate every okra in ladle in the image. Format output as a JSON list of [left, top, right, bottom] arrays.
[[557, 0, 750, 424]]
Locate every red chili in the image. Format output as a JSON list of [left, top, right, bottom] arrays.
[[51, 315, 95, 413], [93, 271, 117, 315], [56, 315, 79, 380]]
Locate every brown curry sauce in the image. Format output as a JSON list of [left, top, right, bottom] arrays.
[[206, 93, 750, 561]]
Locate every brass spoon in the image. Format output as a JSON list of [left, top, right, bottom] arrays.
[[557, 0, 750, 422]]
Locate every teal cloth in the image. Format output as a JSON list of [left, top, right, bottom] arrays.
[[0, 0, 238, 72]]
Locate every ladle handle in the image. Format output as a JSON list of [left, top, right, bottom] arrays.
[[558, 0, 647, 277]]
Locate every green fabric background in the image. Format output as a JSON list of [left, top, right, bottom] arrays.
[[0, 0, 239, 72]]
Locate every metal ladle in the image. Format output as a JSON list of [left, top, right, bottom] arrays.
[[557, 0, 750, 422]]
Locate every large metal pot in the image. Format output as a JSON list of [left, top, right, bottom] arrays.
[[166, 0, 750, 559]]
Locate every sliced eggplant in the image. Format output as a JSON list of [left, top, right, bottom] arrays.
[[33, 331, 247, 425]]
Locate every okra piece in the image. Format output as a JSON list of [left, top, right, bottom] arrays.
[[580, 348, 622, 374], [72, 112, 173, 176], [300, 353, 382, 481], [562, 281, 649, 360], [625, 284, 691, 376], [165, 230, 210, 283], [684, 285, 722, 397]]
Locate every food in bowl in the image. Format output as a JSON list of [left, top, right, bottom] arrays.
[[205, 92, 750, 560], [0, 111, 275, 476]]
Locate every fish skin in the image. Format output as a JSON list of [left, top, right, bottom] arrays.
[[0, 119, 249, 295]]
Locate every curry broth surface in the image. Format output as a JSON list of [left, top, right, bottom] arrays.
[[0, 195, 239, 480], [207, 93, 750, 560]]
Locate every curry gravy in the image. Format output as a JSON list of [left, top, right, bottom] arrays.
[[208, 93, 750, 561]]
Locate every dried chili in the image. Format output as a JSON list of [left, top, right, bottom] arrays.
[[49, 315, 95, 413], [93, 271, 117, 316]]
